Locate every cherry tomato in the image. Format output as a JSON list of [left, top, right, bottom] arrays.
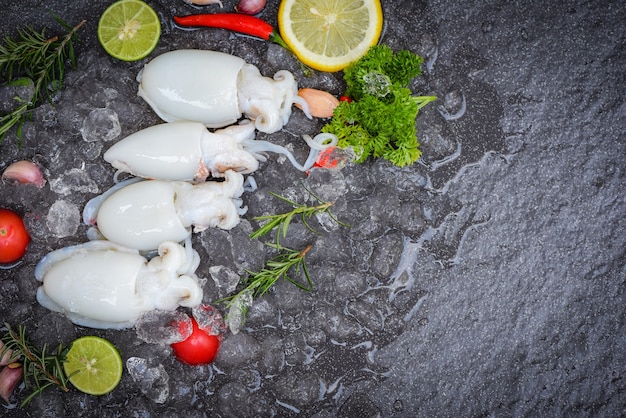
[[0, 208, 30, 263], [171, 317, 221, 365]]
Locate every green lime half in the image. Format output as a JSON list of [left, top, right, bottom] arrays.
[[98, 0, 161, 61], [64, 336, 123, 396]]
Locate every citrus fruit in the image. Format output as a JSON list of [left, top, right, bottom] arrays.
[[63, 336, 123, 396], [98, 0, 161, 61], [278, 0, 383, 72]]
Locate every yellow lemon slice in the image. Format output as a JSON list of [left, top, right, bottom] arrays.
[[278, 0, 383, 72], [63, 336, 123, 396], [98, 0, 161, 61]]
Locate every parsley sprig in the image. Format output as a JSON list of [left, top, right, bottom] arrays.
[[322, 45, 436, 167]]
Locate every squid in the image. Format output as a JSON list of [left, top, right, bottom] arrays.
[[103, 120, 339, 182], [137, 49, 311, 134], [83, 170, 246, 251], [104, 121, 260, 182], [35, 240, 204, 330]]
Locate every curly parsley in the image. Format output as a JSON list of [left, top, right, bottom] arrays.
[[322, 45, 436, 167]]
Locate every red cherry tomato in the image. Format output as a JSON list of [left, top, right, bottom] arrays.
[[0, 208, 30, 263], [171, 317, 221, 365]]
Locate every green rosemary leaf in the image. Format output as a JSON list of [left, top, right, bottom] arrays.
[[281, 213, 294, 238], [1, 323, 72, 406], [269, 191, 298, 206], [218, 245, 314, 320], [20, 382, 54, 408], [249, 190, 345, 245], [0, 14, 84, 144]]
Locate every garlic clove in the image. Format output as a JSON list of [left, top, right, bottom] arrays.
[[0, 363, 22, 403], [295, 88, 340, 119], [235, 0, 266, 15], [0, 342, 17, 366], [2, 160, 46, 188]]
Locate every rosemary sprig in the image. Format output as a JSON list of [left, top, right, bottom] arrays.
[[0, 323, 72, 407], [0, 13, 85, 143], [218, 244, 314, 330], [250, 190, 348, 245], [250, 243, 314, 296], [220, 190, 348, 331]]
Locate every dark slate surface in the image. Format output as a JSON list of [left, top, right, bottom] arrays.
[[1, 0, 624, 417]]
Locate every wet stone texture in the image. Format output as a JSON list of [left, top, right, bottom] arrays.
[[1, 0, 625, 417]]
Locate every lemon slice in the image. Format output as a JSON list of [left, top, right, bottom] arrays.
[[64, 336, 123, 396], [98, 0, 161, 61], [278, 0, 383, 72]]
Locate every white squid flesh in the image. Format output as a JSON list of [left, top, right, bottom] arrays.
[[104, 121, 260, 182], [35, 240, 204, 330], [104, 120, 339, 181], [137, 49, 310, 134], [83, 170, 246, 251]]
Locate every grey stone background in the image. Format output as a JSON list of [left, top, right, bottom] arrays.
[[1, 0, 624, 416]]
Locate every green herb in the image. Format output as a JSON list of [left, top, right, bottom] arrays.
[[250, 190, 347, 245], [1, 323, 72, 407], [219, 191, 348, 330], [218, 244, 314, 330], [238, 244, 313, 300], [0, 14, 85, 144], [322, 45, 436, 167]]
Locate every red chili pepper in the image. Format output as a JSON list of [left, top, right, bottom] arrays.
[[339, 95, 353, 103], [173, 14, 289, 50], [306, 145, 351, 176], [312, 146, 340, 169]]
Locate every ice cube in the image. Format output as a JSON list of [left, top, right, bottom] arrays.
[[126, 357, 170, 404], [135, 311, 192, 345], [49, 168, 99, 196], [80, 108, 121, 142], [46, 200, 80, 238], [209, 265, 241, 298], [192, 304, 228, 336]]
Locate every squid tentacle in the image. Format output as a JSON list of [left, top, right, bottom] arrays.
[[293, 95, 312, 119], [242, 133, 338, 172]]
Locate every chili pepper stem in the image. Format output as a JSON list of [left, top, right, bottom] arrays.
[[269, 31, 291, 52]]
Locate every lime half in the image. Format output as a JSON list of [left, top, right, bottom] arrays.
[[64, 336, 123, 396], [98, 0, 161, 61]]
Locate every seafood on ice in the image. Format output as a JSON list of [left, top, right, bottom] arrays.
[[104, 121, 260, 182], [35, 240, 204, 330], [137, 49, 311, 134], [103, 120, 339, 181], [83, 170, 246, 251]]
